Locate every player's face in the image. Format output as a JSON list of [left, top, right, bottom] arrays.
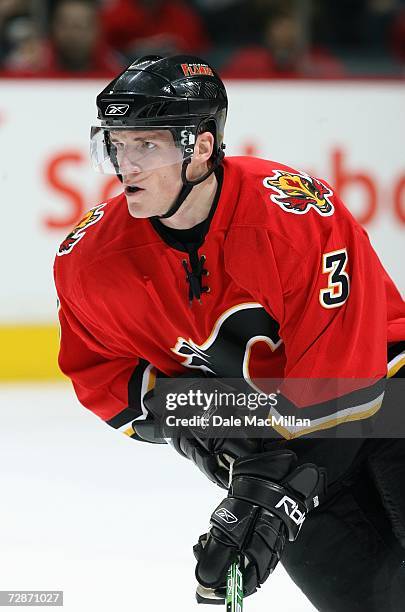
[[109, 129, 183, 218]]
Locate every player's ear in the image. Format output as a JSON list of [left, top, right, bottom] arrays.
[[194, 131, 214, 163]]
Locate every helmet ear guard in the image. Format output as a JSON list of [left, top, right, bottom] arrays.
[[156, 121, 224, 220], [180, 142, 225, 188], [199, 113, 226, 161]]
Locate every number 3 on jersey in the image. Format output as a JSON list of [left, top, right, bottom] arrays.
[[319, 248, 350, 308]]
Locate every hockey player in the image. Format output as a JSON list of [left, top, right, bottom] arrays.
[[54, 55, 405, 611]]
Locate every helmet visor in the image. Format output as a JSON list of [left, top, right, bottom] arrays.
[[90, 126, 196, 175]]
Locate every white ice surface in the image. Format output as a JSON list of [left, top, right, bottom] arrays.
[[0, 384, 316, 612]]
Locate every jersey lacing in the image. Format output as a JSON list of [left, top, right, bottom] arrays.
[[182, 252, 209, 304]]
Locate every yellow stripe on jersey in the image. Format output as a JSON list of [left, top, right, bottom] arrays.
[[270, 396, 384, 440], [387, 352, 405, 378], [123, 425, 135, 437]]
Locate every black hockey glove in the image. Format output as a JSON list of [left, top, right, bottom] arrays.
[[169, 433, 261, 489], [143, 375, 262, 489], [194, 449, 326, 604]]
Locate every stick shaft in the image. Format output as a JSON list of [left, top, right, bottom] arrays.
[[226, 561, 243, 612]]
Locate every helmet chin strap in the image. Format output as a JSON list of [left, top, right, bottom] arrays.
[[154, 150, 225, 220]]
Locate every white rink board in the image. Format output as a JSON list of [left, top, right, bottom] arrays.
[[0, 384, 316, 612], [0, 79, 404, 323]]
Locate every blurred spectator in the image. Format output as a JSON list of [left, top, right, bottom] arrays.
[[38, 0, 123, 74], [1, 15, 46, 71], [0, 0, 28, 40], [221, 5, 345, 78], [0, 0, 39, 68], [100, 0, 210, 58]]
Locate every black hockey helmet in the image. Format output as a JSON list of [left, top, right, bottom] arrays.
[[91, 55, 227, 217]]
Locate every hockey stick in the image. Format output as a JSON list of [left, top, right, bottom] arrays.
[[226, 560, 243, 612]]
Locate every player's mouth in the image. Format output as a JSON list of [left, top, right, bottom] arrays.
[[125, 185, 144, 195]]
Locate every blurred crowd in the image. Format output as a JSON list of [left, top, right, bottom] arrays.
[[0, 0, 404, 78]]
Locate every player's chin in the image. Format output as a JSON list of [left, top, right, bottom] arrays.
[[126, 196, 155, 219], [126, 202, 149, 218]]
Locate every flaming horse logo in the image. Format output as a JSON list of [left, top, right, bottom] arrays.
[[263, 170, 334, 216], [57, 203, 107, 256]]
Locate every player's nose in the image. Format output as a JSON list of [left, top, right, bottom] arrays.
[[122, 172, 143, 185], [118, 149, 142, 174]]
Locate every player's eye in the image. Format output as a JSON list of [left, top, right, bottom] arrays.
[[142, 141, 157, 151]]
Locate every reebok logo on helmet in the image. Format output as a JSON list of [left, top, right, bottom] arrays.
[[105, 104, 130, 116]]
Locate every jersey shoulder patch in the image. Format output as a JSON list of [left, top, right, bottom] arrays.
[[57, 202, 107, 256], [263, 169, 334, 217]]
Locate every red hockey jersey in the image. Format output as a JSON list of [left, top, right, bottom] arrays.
[[54, 157, 405, 439]]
